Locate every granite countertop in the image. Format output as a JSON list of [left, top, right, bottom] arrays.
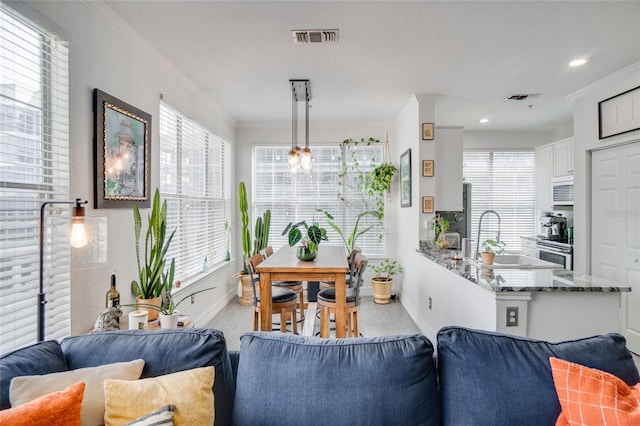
[[416, 246, 631, 293]]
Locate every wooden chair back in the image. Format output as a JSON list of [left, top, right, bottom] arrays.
[[246, 253, 265, 305]]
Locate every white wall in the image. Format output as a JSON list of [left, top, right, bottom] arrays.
[[26, 1, 238, 333], [464, 130, 558, 149], [570, 62, 640, 275]]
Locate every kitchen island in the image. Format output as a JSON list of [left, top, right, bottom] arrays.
[[412, 246, 630, 342]]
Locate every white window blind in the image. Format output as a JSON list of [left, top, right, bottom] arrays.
[[159, 102, 231, 284], [253, 144, 385, 256], [463, 150, 537, 252], [0, 4, 70, 352]]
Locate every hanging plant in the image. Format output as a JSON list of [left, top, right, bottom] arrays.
[[366, 162, 397, 217]]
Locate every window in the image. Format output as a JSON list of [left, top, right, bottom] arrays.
[[0, 4, 70, 352], [159, 102, 231, 284], [253, 144, 385, 256], [463, 150, 536, 251]]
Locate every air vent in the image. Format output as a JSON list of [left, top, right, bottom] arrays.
[[292, 30, 339, 44], [505, 93, 541, 101]]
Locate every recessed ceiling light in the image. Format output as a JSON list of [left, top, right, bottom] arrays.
[[569, 58, 588, 67], [479, 118, 490, 124]]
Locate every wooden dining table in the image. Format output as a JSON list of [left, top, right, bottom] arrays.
[[256, 245, 349, 337]]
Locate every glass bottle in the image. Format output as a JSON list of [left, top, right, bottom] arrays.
[[105, 271, 120, 309]]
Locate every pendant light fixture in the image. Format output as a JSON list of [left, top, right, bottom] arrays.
[[289, 79, 311, 174]]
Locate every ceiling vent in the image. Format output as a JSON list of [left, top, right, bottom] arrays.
[[292, 29, 339, 44], [505, 93, 541, 101]]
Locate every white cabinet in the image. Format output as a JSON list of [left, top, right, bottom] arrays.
[[521, 237, 537, 257], [535, 144, 554, 211], [553, 138, 574, 177]]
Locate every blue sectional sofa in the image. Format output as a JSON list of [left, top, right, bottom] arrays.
[[1, 327, 638, 425]]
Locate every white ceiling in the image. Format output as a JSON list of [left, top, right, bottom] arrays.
[[103, 0, 640, 132]]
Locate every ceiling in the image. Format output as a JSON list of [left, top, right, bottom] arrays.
[[103, 0, 640, 132]]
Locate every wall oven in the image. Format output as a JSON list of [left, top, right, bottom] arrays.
[[536, 239, 573, 270]]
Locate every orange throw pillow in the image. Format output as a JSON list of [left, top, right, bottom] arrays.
[[0, 381, 84, 426], [550, 357, 640, 425]]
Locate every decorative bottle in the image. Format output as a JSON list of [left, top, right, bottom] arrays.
[[105, 271, 120, 309]]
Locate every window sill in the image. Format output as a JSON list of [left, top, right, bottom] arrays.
[[171, 259, 235, 296]]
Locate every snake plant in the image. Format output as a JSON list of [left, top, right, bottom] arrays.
[[131, 189, 176, 301]]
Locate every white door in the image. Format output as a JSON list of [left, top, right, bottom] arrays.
[[592, 142, 640, 353]]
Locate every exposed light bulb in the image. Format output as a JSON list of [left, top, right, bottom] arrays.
[[300, 148, 312, 173], [70, 218, 88, 248], [288, 149, 300, 174], [479, 118, 490, 124]]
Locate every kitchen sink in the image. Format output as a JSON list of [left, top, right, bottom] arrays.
[[469, 254, 563, 269]]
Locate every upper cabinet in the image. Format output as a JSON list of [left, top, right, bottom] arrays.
[[553, 137, 574, 177], [536, 137, 573, 211]]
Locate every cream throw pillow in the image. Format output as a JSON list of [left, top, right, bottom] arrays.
[[103, 366, 214, 426], [10, 359, 144, 426]]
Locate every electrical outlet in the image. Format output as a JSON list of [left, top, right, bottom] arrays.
[[506, 307, 518, 327], [191, 294, 196, 305], [428, 297, 432, 310]]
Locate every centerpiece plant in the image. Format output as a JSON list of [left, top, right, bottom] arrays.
[[282, 219, 327, 261], [130, 189, 176, 320]]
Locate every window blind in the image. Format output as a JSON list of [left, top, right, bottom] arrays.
[[463, 150, 537, 252], [159, 102, 231, 284], [253, 144, 385, 256], [0, 4, 70, 353]]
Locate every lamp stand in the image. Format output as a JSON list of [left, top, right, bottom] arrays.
[[38, 198, 88, 341]]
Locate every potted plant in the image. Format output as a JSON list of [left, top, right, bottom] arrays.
[[370, 259, 403, 304], [430, 215, 450, 249], [366, 162, 397, 217], [130, 189, 176, 321], [319, 209, 381, 256], [235, 181, 271, 305], [282, 219, 327, 261], [480, 239, 506, 265], [124, 287, 216, 328]]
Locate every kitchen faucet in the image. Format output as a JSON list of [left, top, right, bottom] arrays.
[[475, 210, 501, 260]]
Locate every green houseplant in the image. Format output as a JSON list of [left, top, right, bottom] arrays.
[[431, 215, 451, 249], [370, 259, 404, 304], [131, 189, 176, 320], [236, 181, 271, 305], [319, 209, 381, 256], [366, 162, 397, 218], [282, 219, 327, 261], [481, 239, 506, 265]]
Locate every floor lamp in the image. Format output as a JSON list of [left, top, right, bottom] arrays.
[[39, 198, 88, 341]]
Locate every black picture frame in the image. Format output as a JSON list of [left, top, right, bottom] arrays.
[[400, 148, 411, 207], [93, 89, 151, 208], [598, 86, 640, 139]]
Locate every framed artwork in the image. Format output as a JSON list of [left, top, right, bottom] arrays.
[[93, 89, 151, 208], [422, 160, 434, 177], [422, 123, 434, 140], [598, 86, 640, 139], [422, 196, 434, 213], [400, 149, 411, 207]]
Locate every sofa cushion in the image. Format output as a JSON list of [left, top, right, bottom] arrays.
[[0, 381, 84, 426], [550, 357, 640, 425], [437, 326, 640, 426], [61, 328, 234, 426], [0, 340, 69, 410], [10, 359, 144, 426], [232, 332, 439, 426], [104, 366, 214, 426]]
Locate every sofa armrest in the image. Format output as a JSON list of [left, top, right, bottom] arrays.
[[229, 350, 239, 382]]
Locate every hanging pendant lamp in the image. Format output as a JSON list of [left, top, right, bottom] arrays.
[[289, 79, 311, 174]]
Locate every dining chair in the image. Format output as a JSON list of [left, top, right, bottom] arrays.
[[262, 246, 305, 322], [317, 253, 368, 338], [246, 253, 298, 334], [319, 247, 361, 291]]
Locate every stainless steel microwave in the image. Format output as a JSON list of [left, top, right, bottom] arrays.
[[552, 176, 574, 206]]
